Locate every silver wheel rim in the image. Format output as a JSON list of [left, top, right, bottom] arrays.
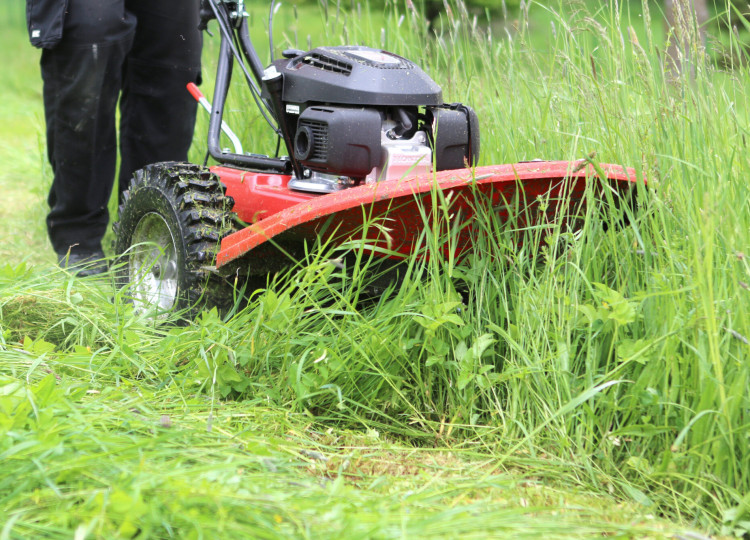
[[129, 212, 180, 312]]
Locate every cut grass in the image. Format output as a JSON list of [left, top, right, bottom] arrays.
[[1, 335, 678, 539]]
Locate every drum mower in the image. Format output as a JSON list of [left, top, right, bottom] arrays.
[[113, 0, 640, 315]]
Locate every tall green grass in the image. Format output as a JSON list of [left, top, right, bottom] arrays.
[[187, 0, 749, 532], [1, 0, 748, 536]]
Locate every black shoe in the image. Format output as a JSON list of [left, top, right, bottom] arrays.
[[58, 251, 109, 277]]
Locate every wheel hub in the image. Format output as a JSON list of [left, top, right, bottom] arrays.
[[129, 212, 180, 312]]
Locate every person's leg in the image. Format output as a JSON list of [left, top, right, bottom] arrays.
[[42, 0, 135, 259], [118, 0, 202, 199]]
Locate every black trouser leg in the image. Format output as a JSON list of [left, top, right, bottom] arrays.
[[43, 37, 133, 256], [118, 0, 202, 199], [40, 0, 201, 257]]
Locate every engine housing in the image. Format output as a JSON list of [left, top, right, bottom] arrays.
[[276, 46, 443, 107], [293, 106, 382, 178], [263, 45, 480, 185]]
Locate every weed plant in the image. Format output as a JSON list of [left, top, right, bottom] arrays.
[[1, 0, 748, 537]]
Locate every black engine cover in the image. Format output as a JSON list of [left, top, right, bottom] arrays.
[[428, 105, 481, 171], [294, 106, 382, 177], [276, 46, 443, 106]]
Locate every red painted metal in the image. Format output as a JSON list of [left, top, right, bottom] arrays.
[[211, 161, 640, 269], [212, 166, 313, 224]]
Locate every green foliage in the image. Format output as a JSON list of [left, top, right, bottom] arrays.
[[2, 0, 750, 537]]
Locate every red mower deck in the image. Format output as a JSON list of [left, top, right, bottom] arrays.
[[214, 160, 639, 268]]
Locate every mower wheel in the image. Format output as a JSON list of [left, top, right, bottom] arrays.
[[113, 162, 239, 318]]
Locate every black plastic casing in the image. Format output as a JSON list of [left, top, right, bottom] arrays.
[[428, 105, 481, 171], [294, 106, 382, 177], [275, 46, 443, 106]]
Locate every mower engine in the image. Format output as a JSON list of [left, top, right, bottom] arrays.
[[262, 45, 480, 192]]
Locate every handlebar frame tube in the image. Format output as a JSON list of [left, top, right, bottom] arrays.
[[203, 0, 292, 174]]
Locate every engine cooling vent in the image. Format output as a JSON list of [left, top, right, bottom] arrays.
[[294, 106, 381, 177], [299, 120, 329, 161], [301, 53, 353, 76]]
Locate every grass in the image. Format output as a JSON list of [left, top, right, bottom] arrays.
[[1, 0, 749, 538], [0, 10, 52, 267]]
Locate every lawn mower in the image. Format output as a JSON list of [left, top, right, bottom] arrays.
[[113, 0, 640, 315]]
